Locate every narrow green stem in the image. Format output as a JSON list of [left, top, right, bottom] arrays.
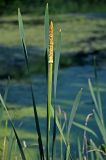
[[47, 63, 53, 160], [48, 63, 53, 130]]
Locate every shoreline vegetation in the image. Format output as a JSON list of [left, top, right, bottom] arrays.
[[0, 13, 106, 79], [0, 14, 106, 53], [0, 1, 106, 15], [0, 3, 106, 159]]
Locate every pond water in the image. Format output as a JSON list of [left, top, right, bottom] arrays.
[[0, 49, 106, 156], [0, 50, 106, 108]]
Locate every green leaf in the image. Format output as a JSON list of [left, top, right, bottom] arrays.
[[90, 151, 95, 160], [31, 85, 45, 160], [96, 88, 104, 125], [93, 110, 106, 144], [51, 106, 66, 145], [18, 8, 29, 71], [0, 94, 26, 160], [52, 109, 56, 160], [54, 29, 61, 100], [7, 130, 14, 160], [73, 121, 97, 137], [78, 138, 82, 160], [4, 77, 10, 102], [65, 144, 70, 160], [89, 79, 106, 141], [88, 79, 99, 113], [90, 140, 104, 160], [52, 29, 61, 160], [18, 9, 44, 160], [67, 88, 82, 140], [93, 57, 104, 125], [44, 3, 49, 52], [0, 103, 3, 126], [44, 3, 49, 81], [18, 8, 25, 41]]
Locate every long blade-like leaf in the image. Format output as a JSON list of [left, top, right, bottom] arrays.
[[90, 140, 104, 160], [0, 94, 26, 160], [51, 106, 66, 145], [73, 121, 97, 137], [78, 138, 83, 160], [44, 3, 49, 52], [54, 29, 61, 99], [44, 3, 49, 80], [93, 110, 106, 143], [7, 130, 14, 160], [88, 79, 99, 113], [31, 85, 45, 160], [44, 5, 49, 159], [88, 79, 104, 127], [52, 109, 56, 160], [18, 8, 29, 71], [18, 9, 44, 160], [67, 88, 83, 140], [93, 57, 104, 125], [52, 29, 61, 160], [65, 144, 70, 160]]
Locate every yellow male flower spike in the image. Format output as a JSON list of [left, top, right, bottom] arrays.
[[48, 21, 54, 63]]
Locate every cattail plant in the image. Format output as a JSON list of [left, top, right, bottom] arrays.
[[48, 21, 54, 130], [0, 4, 100, 160], [46, 20, 54, 160]]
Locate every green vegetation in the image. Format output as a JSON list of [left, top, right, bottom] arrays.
[[0, 14, 106, 53], [0, 0, 106, 14], [0, 4, 106, 160]]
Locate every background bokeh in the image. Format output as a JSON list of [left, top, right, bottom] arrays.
[[0, 0, 106, 15]]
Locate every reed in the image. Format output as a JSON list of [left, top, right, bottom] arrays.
[[0, 3, 105, 160]]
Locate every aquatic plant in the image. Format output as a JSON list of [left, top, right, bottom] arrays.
[[0, 4, 106, 160]]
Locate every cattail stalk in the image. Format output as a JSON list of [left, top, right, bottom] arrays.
[[47, 21, 54, 160], [48, 21, 54, 130]]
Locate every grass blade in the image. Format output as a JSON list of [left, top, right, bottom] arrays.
[[44, 3, 49, 79], [18, 8, 29, 71], [0, 94, 26, 160], [2, 121, 8, 160], [51, 106, 66, 145], [18, 8, 44, 160], [4, 76, 10, 102], [0, 101, 3, 126], [45, 49, 48, 79], [93, 56, 104, 125], [67, 88, 83, 141], [89, 140, 104, 160], [52, 109, 56, 160], [31, 85, 45, 160], [7, 130, 14, 160], [93, 110, 106, 144], [73, 121, 97, 137], [88, 78, 106, 135], [65, 143, 70, 160], [44, 3, 49, 52], [88, 79, 99, 113], [78, 138, 82, 160], [52, 28, 61, 160], [54, 29, 61, 100]]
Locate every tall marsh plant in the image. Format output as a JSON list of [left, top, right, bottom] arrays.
[[0, 4, 105, 160]]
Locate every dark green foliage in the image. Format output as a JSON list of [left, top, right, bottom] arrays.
[[0, 0, 106, 14], [0, 94, 26, 160], [18, 8, 45, 160]]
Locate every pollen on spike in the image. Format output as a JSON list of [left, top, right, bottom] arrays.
[[48, 21, 54, 63], [59, 28, 61, 32], [50, 21, 53, 27]]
